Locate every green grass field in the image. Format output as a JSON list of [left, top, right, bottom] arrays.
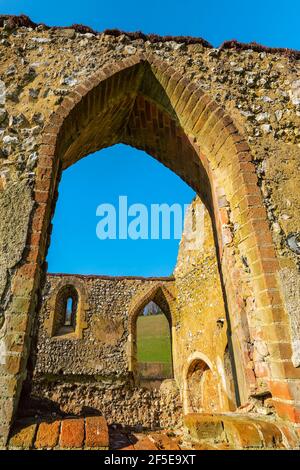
[[137, 314, 172, 364]]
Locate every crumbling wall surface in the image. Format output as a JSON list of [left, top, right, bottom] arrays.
[[0, 20, 298, 291], [26, 273, 180, 428], [173, 198, 237, 412], [33, 274, 175, 376], [0, 15, 299, 444], [29, 379, 182, 430]]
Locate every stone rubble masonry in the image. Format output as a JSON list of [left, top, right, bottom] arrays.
[[0, 15, 299, 446], [27, 273, 182, 430]]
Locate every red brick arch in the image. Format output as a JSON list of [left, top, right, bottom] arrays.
[[15, 53, 299, 426]]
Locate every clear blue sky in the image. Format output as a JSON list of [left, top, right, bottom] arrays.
[[0, 0, 299, 48], [47, 146, 195, 277], [1, 1, 298, 276]]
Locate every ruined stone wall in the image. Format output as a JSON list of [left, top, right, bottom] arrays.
[[0, 21, 299, 316], [0, 15, 299, 443], [26, 274, 182, 428], [27, 238, 237, 427], [33, 274, 154, 377], [29, 380, 182, 431]]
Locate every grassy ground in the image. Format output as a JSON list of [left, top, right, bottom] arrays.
[[137, 314, 172, 364]]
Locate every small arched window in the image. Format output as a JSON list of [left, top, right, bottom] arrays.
[[53, 285, 78, 336], [65, 297, 74, 326]]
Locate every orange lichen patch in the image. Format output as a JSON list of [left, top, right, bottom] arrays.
[[9, 422, 37, 449], [223, 420, 262, 449], [184, 413, 225, 442], [85, 416, 109, 449], [34, 420, 61, 449], [255, 421, 282, 448], [59, 418, 85, 449], [184, 412, 299, 449]]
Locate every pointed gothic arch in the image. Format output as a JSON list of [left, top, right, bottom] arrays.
[[127, 283, 175, 378], [10, 52, 295, 428]]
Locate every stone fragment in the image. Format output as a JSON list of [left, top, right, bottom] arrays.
[[0, 81, 6, 105], [9, 114, 28, 128], [83, 33, 96, 39], [261, 96, 273, 102], [172, 42, 185, 51], [26, 152, 38, 170], [59, 29, 76, 39], [256, 112, 270, 122], [6, 65, 16, 76], [286, 233, 300, 255], [289, 80, 300, 105], [31, 112, 44, 125], [61, 76, 78, 86], [233, 67, 244, 73], [124, 45, 136, 55], [261, 123, 272, 133], [0, 109, 7, 124], [3, 135, 18, 145], [31, 37, 52, 43], [28, 88, 40, 99]]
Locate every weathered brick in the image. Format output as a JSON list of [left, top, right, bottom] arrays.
[[9, 422, 37, 449], [35, 420, 60, 449], [85, 416, 109, 449], [59, 418, 85, 448]]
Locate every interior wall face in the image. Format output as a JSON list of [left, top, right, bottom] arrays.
[[0, 21, 300, 444], [27, 216, 237, 423], [25, 274, 184, 429], [174, 198, 237, 413]]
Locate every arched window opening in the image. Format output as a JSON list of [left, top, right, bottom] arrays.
[[186, 359, 220, 413], [136, 300, 173, 388], [64, 297, 74, 326], [53, 285, 79, 336]]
